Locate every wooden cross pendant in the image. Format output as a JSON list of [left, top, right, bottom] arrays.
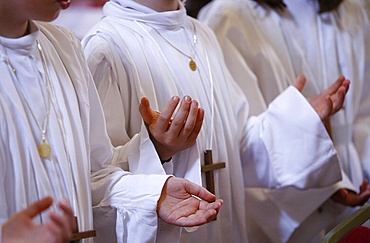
[[201, 150, 226, 195], [69, 217, 97, 243]]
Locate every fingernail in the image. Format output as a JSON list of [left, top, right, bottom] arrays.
[[184, 95, 191, 102], [199, 107, 204, 116], [191, 100, 198, 108], [172, 96, 180, 101], [60, 198, 70, 206]]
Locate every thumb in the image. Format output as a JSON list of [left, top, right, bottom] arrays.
[[139, 97, 157, 125], [23, 196, 54, 219], [293, 74, 306, 92]]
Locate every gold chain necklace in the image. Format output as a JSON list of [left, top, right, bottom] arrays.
[[0, 39, 52, 158], [143, 21, 198, 71]]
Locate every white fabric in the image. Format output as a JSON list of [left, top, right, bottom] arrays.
[[83, 1, 342, 242], [0, 21, 169, 243], [199, 0, 369, 242], [281, 0, 370, 185]]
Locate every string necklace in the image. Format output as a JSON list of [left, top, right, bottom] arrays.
[[135, 20, 225, 224], [141, 21, 198, 71], [135, 19, 215, 150], [136, 19, 214, 148], [0, 39, 52, 158], [1, 36, 81, 225]]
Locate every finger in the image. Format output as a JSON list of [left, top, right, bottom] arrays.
[[179, 99, 199, 137], [332, 188, 370, 207], [359, 179, 368, 193], [292, 74, 306, 92], [330, 84, 348, 114], [187, 107, 204, 142], [46, 213, 69, 242], [156, 96, 181, 132], [331, 80, 349, 113], [22, 196, 54, 219], [316, 96, 333, 121], [351, 190, 370, 206], [184, 179, 216, 203], [49, 211, 73, 241], [58, 199, 76, 232], [139, 97, 158, 125], [341, 78, 350, 92], [323, 76, 346, 96], [42, 223, 65, 243], [199, 199, 223, 211], [170, 96, 192, 135], [176, 209, 218, 226], [199, 208, 219, 223]]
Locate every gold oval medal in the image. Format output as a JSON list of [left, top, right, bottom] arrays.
[[189, 59, 197, 71], [38, 142, 51, 158]]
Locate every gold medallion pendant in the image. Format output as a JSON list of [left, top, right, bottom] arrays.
[[38, 142, 51, 158], [189, 59, 197, 71]]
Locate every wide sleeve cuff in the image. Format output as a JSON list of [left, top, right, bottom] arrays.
[[262, 86, 342, 188]]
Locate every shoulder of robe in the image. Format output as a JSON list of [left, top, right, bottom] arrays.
[[36, 21, 78, 44], [86, 17, 149, 49], [35, 21, 91, 94], [199, 0, 243, 22], [191, 19, 222, 49], [35, 21, 84, 60], [335, 0, 368, 35]]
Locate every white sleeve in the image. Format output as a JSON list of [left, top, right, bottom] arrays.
[[83, 31, 166, 175], [242, 86, 342, 189], [203, 26, 342, 190], [85, 56, 171, 242], [90, 166, 170, 243]]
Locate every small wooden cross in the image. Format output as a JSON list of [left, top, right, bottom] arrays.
[[69, 217, 96, 243], [201, 150, 226, 195]]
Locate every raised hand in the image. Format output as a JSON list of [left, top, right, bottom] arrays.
[[293, 74, 350, 121], [156, 177, 223, 227], [2, 197, 75, 243], [139, 96, 204, 161], [331, 180, 370, 207]]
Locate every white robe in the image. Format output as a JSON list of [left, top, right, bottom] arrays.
[[83, 1, 343, 242], [281, 0, 370, 186], [0, 21, 169, 243], [198, 0, 368, 242]]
